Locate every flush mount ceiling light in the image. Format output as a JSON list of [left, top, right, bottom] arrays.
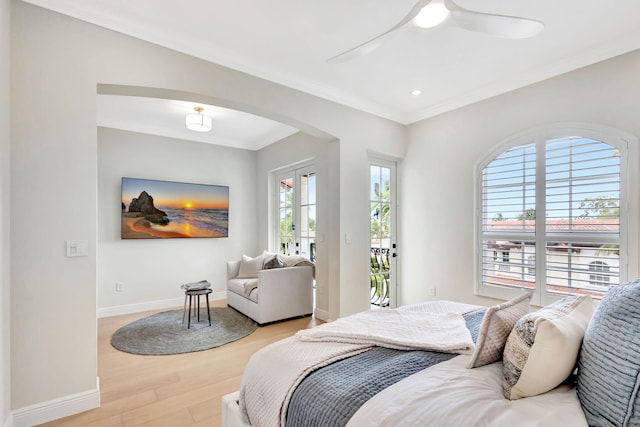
[[185, 106, 212, 132]]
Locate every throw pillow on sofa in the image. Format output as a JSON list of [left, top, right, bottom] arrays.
[[263, 255, 283, 269], [577, 278, 640, 426], [467, 291, 532, 369], [237, 254, 264, 278], [502, 294, 594, 400], [262, 250, 278, 267]]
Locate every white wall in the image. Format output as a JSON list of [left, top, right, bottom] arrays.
[[98, 127, 257, 312], [10, 0, 403, 416], [256, 131, 331, 318], [1, 0, 10, 424], [401, 48, 640, 308]]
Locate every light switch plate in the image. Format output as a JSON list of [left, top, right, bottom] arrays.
[[66, 240, 88, 257]]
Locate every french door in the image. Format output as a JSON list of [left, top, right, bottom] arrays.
[[275, 165, 316, 261], [370, 160, 398, 308]]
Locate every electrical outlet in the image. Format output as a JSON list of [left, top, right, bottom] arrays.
[[428, 287, 436, 296], [116, 282, 124, 292]]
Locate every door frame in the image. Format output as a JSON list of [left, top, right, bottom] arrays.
[[369, 157, 399, 308], [272, 162, 316, 259]]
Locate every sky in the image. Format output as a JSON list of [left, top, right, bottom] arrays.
[[122, 177, 229, 210]]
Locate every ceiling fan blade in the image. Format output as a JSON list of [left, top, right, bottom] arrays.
[[447, 1, 543, 39], [326, 30, 402, 64], [327, 0, 435, 64]]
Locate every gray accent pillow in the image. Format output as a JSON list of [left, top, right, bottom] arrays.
[[577, 279, 640, 426], [466, 291, 532, 369], [263, 255, 283, 270]]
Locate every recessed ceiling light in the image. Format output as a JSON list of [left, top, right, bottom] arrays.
[[411, 90, 422, 96]]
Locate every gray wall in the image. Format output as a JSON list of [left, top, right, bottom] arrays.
[[401, 49, 640, 307], [10, 0, 404, 413], [1, 0, 10, 424], [97, 128, 257, 312]]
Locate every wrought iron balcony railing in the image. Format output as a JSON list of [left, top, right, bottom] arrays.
[[371, 247, 390, 307]]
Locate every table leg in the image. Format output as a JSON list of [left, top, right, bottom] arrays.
[[197, 295, 201, 322], [182, 293, 187, 324], [206, 293, 211, 326], [187, 294, 192, 329]]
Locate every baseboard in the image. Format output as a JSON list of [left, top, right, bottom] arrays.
[[314, 307, 330, 322], [4, 413, 13, 427], [11, 379, 100, 427], [97, 292, 226, 318]]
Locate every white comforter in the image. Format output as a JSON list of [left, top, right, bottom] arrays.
[[240, 301, 481, 427], [347, 355, 588, 427], [235, 300, 588, 427]]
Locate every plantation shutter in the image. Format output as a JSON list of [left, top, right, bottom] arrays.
[[481, 142, 536, 291], [544, 136, 621, 295], [480, 134, 623, 302]]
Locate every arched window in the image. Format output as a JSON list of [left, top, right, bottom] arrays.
[[478, 127, 631, 304], [589, 261, 610, 287]]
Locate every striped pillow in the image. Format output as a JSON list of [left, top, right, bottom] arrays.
[[502, 295, 594, 400], [577, 279, 640, 426]]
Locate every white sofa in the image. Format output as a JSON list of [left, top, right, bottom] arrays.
[[226, 257, 314, 325]]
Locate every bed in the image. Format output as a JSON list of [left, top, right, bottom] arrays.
[[222, 280, 640, 427]]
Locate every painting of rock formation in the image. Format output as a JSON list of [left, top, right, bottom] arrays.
[[121, 177, 229, 239]]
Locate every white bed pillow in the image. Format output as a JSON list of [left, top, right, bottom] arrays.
[[237, 254, 264, 278], [467, 291, 532, 369], [502, 295, 594, 400]]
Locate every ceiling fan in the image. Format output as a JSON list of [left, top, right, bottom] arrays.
[[326, 0, 544, 64]]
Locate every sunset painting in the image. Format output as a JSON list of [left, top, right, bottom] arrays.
[[121, 177, 229, 239]]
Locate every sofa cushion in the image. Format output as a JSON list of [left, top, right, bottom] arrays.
[[467, 292, 532, 369], [227, 278, 258, 303], [502, 295, 594, 400], [577, 279, 640, 426], [237, 254, 264, 278]]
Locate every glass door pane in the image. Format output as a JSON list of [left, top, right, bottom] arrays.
[[370, 162, 396, 308], [275, 167, 316, 261], [278, 175, 294, 255], [298, 169, 316, 261]]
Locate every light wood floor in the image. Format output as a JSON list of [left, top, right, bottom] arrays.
[[39, 301, 321, 427]]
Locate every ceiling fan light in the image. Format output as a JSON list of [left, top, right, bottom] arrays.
[[414, 1, 450, 28], [185, 106, 212, 132]]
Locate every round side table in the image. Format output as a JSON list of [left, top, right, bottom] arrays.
[[183, 288, 212, 329]]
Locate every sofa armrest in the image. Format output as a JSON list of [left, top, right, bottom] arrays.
[[257, 266, 313, 303], [227, 260, 241, 280]]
